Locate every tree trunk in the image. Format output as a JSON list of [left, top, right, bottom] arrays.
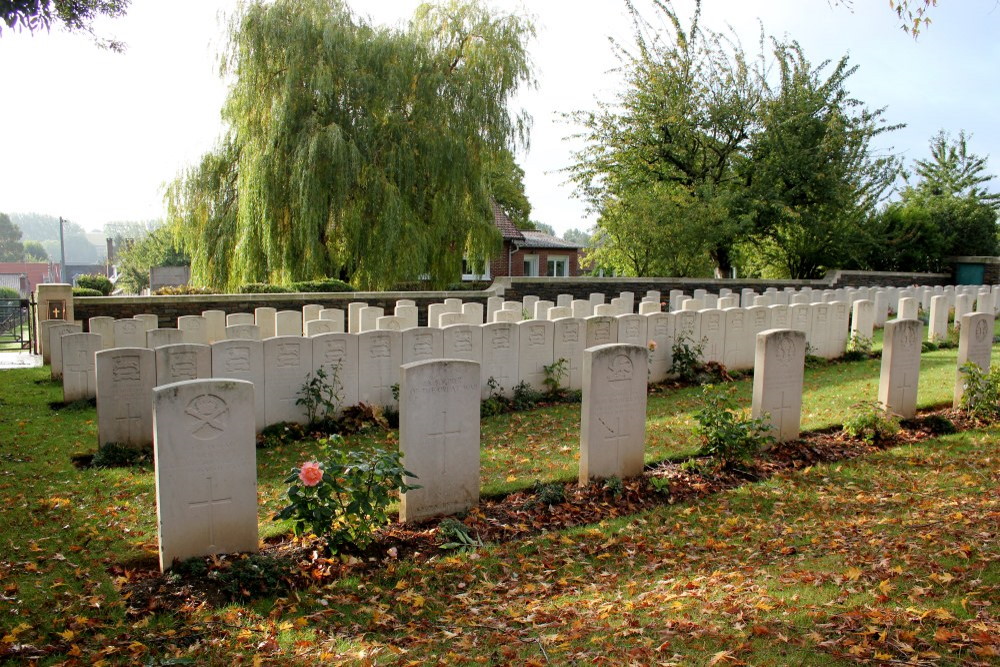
[[710, 244, 733, 279]]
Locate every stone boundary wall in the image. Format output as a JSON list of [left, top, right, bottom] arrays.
[[72, 290, 495, 329], [496, 270, 952, 302]]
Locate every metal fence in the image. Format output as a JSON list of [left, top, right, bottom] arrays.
[[0, 298, 34, 351]]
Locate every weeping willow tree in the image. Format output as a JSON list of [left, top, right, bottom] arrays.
[[167, 0, 534, 290]]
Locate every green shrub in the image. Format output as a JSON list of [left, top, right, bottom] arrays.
[[532, 481, 566, 506], [958, 362, 1000, 423], [275, 437, 418, 554], [543, 358, 569, 396], [256, 422, 305, 449], [290, 278, 355, 293], [218, 554, 293, 601], [72, 287, 102, 297], [842, 402, 901, 444], [693, 385, 773, 466], [670, 335, 706, 384], [0, 287, 21, 299], [296, 366, 343, 427], [602, 476, 624, 498], [75, 274, 113, 295], [237, 283, 295, 294], [152, 285, 218, 295], [511, 380, 541, 411], [843, 334, 873, 361], [480, 376, 509, 417]]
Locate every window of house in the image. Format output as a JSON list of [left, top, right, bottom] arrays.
[[547, 255, 568, 277], [461, 256, 490, 281], [523, 254, 539, 277]]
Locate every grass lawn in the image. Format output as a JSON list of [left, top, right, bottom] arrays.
[[0, 336, 997, 664]]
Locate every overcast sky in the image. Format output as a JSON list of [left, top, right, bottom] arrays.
[[1, 0, 998, 236]]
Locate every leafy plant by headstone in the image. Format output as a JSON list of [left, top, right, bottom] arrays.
[[958, 363, 1000, 423], [842, 402, 901, 444], [296, 366, 343, 427], [693, 385, 773, 466]]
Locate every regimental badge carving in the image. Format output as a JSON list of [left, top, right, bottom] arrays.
[[277, 342, 300, 367], [594, 321, 611, 341], [654, 320, 668, 336], [776, 335, 796, 365], [169, 352, 197, 379], [322, 340, 346, 363], [414, 333, 433, 357], [492, 329, 510, 349], [370, 336, 390, 359], [121, 321, 137, 334], [529, 325, 545, 346], [112, 355, 141, 382], [625, 320, 640, 337], [975, 319, 989, 343], [225, 347, 250, 372], [185, 394, 228, 440], [387, 320, 400, 331], [454, 331, 472, 352], [608, 354, 634, 382], [563, 324, 579, 342], [900, 323, 916, 349], [730, 312, 744, 328], [705, 315, 719, 332]]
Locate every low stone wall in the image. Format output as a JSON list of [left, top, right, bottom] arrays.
[[73, 290, 495, 329], [495, 270, 952, 302]]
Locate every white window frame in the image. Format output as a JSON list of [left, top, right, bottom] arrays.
[[546, 255, 569, 277], [461, 256, 491, 281], [522, 254, 539, 277]]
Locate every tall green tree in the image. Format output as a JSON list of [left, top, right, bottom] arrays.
[[114, 225, 189, 294], [0, 213, 25, 261], [740, 43, 899, 278], [1, 0, 129, 51], [168, 0, 534, 291], [567, 0, 761, 278], [22, 240, 48, 262]]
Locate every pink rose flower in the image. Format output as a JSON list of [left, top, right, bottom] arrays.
[[299, 461, 324, 487], [647, 340, 657, 351]]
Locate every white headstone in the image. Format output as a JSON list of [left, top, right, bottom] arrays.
[[155, 343, 212, 387], [319, 308, 346, 332], [358, 330, 402, 408], [674, 310, 700, 351], [571, 299, 593, 318], [402, 327, 443, 365], [441, 324, 482, 363], [698, 309, 724, 364], [61, 332, 101, 401], [646, 312, 674, 383], [928, 295, 949, 343], [312, 333, 359, 412], [481, 322, 519, 398], [263, 336, 313, 425], [148, 328, 185, 348], [789, 303, 813, 347], [769, 304, 790, 329], [638, 301, 661, 315], [830, 301, 851, 358], [212, 339, 266, 432], [616, 314, 648, 347], [201, 310, 226, 344], [723, 308, 752, 371], [547, 306, 573, 320], [303, 319, 337, 336], [96, 347, 155, 448], [399, 359, 481, 523], [255, 307, 277, 339], [898, 297, 919, 320], [49, 322, 82, 379], [394, 304, 419, 330], [275, 310, 303, 337], [427, 303, 448, 328], [851, 299, 875, 344], [589, 293, 605, 306], [579, 344, 648, 485], [302, 304, 322, 324], [492, 309, 520, 324], [954, 294, 974, 329], [878, 319, 923, 419], [134, 314, 160, 333], [348, 302, 367, 334], [751, 329, 806, 443], [517, 320, 554, 392], [225, 324, 261, 341], [533, 299, 554, 320], [522, 295, 539, 317], [585, 315, 619, 348], [462, 302, 484, 325], [557, 294, 573, 308], [177, 315, 209, 345], [438, 312, 467, 327], [553, 317, 585, 390], [486, 296, 503, 324], [114, 318, 147, 348], [873, 291, 888, 327], [88, 316, 115, 349], [227, 313, 255, 327], [153, 379, 257, 572], [955, 311, 994, 408]]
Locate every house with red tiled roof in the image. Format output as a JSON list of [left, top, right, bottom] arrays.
[[465, 201, 582, 279], [0, 262, 61, 296]]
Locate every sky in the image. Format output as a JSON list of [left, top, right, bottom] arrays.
[[1, 0, 998, 237]]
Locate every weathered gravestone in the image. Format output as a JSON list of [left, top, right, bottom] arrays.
[[114, 318, 146, 348], [928, 295, 949, 343], [442, 324, 483, 363], [616, 314, 647, 347], [851, 300, 875, 344], [225, 325, 261, 341], [898, 297, 919, 321], [254, 307, 277, 339], [49, 322, 82, 380], [585, 315, 618, 348], [518, 320, 554, 392], [304, 319, 339, 337], [399, 359, 481, 523], [312, 333, 359, 412], [177, 316, 209, 345], [96, 347, 155, 448], [227, 313, 255, 327], [88, 316, 115, 349], [579, 344, 648, 485], [201, 310, 226, 344], [481, 323, 519, 398], [376, 315, 405, 331], [553, 317, 585, 390], [402, 327, 443, 365], [61, 332, 101, 401], [302, 304, 322, 324], [275, 311, 303, 337], [723, 308, 752, 371], [358, 330, 402, 408], [698, 309, 724, 364], [147, 328, 185, 349], [954, 311, 995, 408], [134, 314, 160, 333], [263, 336, 313, 425], [154, 379, 257, 572], [878, 319, 923, 419], [211, 339, 266, 432], [319, 308, 346, 332], [645, 312, 674, 383], [394, 304, 418, 329], [359, 306, 385, 332], [462, 302, 484, 325], [155, 343, 211, 387], [751, 329, 806, 443]]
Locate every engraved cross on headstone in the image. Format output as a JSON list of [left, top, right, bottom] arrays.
[[427, 410, 463, 477], [188, 476, 232, 549], [116, 402, 144, 442], [898, 364, 919, 409], [600, 413, 631, 451], [771, 387, 799, 434]]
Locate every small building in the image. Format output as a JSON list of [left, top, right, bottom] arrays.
[[0, 262, 60, 295], [471, 201, 581, 279]]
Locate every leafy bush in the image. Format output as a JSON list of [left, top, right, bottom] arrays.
[[438, 518, 483, 552], [256, 422, 305, 449], [532, 481, 566, 507], [290, 278, 355, 292], [843, 334, 873, 361], [92, 442, 150, 468], [602, 476, 624, 498], [72, 287, 102, 297], [237, 283, 295, 294], [296, 366, 342, 427], [511, 380, 542, 411], [0, 287, 19, 299], [218, 554, 293, 601], [276, 438, 418, 553], [842, 401, 901, 444], [480, 376, 509, 417], [152, 285, 218, 295], [693, 385, 773, 466], [670, 335, 707, 383], [338, 402, 390, 434], [75, 274, 113, 295], [958, 362, 1000, 423], [543, 358, 569, 396]]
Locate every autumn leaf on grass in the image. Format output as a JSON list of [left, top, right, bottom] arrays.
[[845, 566, 863, 581]]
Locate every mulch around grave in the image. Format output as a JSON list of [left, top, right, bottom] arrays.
[[116, 406, 976, 618]]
